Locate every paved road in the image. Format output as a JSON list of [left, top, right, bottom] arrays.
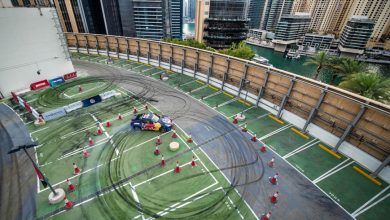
[[73, 60, 352, 220], [0, 104, 36, 220]]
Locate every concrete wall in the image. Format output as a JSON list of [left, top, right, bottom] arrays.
[[0, 7, 74, 95], [66, 33, 390, 179]]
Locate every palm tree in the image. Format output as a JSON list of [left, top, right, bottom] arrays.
[[339, 72, 390, 103], [335, 58, 366, 76], [304, 51, 329, 80]]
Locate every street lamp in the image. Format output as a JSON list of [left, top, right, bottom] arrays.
[[8, 145, 65, 204]]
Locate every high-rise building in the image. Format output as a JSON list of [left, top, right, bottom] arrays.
[[248, 0, 265, 29], [188, 0, 196, 20], [183, 0, 189, 17], [343, 0, 390, 49], [338, 16, 375, 55], [261, 0, 293, 32], [195, 0, 249, 48], [291, 0, 313, 13], [273, 12, 311, 52], [52, 0, 182, 39]]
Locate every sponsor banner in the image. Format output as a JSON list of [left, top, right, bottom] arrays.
[[99, 90, 117, 100], [11, 92, 18, 102], [49, 76, 65, 87], [31, 80, 49, 90], [64, 101, 83, 113], [32, 108, 40, 119], [24, 101, 32, 113], [17, 96, 24, 107], [82, 95, 102, 107], [42, 107, 66, 121], [64, 72, 77, 80]]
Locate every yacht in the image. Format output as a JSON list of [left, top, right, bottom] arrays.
[[286, 49, 301, 59], [252, 55, 273, 67]]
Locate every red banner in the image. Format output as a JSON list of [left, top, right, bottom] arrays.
[[30, 80, 49, 90], [11, 91, 18, 102], [64, 72, 77, 80], [24, 101, 32, 113]]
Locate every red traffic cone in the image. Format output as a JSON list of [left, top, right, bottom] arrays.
[[133, 106, 138, 114], [242, 123, 248, 132], [187, 134, 193, 143], [118, 113, 123, 120], [156, 135, 161, 145], [191, 156, 197, 168], [145, 104, 148, 111], [106, 121, 111, 127], [67, 178, 76, 191], [64, 197, 74, 209], [269, 173, 279, 185], [261, 212, 271, 220], [73, 162, 82, 175], [260, 144, 267, 153], [172, 129, 177, 138], [154, 146, 160, 155], [174, 161, 181, 173], [97, 128, 103, 135], [268, 157, 275, 168], [161, 155, 166, 167], [233, 116, 238, 124], [78, 85, 83, 93], [82, 149, 90, 158], [88, 137, 94, 146], [270, 191, 279, 204], [251, 134, 257, 142]]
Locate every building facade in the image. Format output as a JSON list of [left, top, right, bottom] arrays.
[[338, 16, 375, 55], [272, 13, 311, 52], [261, 0, 293, 32], [248, 0, 265, 29], [50, 0, 182, 40], [196, 0, 249, 49], [343, 0, 390, 49], [302, 33, 335, 50]]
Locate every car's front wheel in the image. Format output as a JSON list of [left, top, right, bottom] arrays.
[[161, 127, 166, 133]]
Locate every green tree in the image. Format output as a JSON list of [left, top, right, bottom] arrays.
[[219, 41, 256, 60], [339, 72, 390, 103], [325, 57, 367, 85], [304, 51, 329, 80]]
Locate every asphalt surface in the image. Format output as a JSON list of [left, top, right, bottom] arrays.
[[72, 60, 353, 219], [0, 103, 36, 220]]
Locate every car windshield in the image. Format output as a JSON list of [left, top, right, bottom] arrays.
[[151, 115, 159, 123]]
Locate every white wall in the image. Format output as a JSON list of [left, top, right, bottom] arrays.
[[0, 7, 74, 96]]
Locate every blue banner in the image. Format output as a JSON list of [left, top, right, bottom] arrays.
[[42, 107, 66, 121], [82, 95, 102, 107], [49, 77, 65, 87]]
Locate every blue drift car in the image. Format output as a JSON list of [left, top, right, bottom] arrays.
[[131, 113, 173, 132]]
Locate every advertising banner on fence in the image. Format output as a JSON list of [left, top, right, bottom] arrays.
[[64, 72, 77, 80], [82, 95, 102, 107], [99, 90, 117, 100], [64, 101, 83, 113], [11, 92, 18, 102], [24, 101, 32, 113], [49, 77, 65, 87], [31, 80, 49, 90], [42, 107, 66, 121], [32, 108, 40, 119], [17, 96, 24, 107]]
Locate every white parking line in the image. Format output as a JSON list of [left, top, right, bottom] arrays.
[[283, 139, 320, 159], [353, 190, 390, 217], [313, 161, 355, 184], [312, 158, 351, 183]]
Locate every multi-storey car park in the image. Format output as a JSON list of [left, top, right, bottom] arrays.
[[1, 31, 389, 220]]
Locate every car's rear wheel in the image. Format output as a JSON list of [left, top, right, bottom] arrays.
[[133, 126, 141, 131]]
